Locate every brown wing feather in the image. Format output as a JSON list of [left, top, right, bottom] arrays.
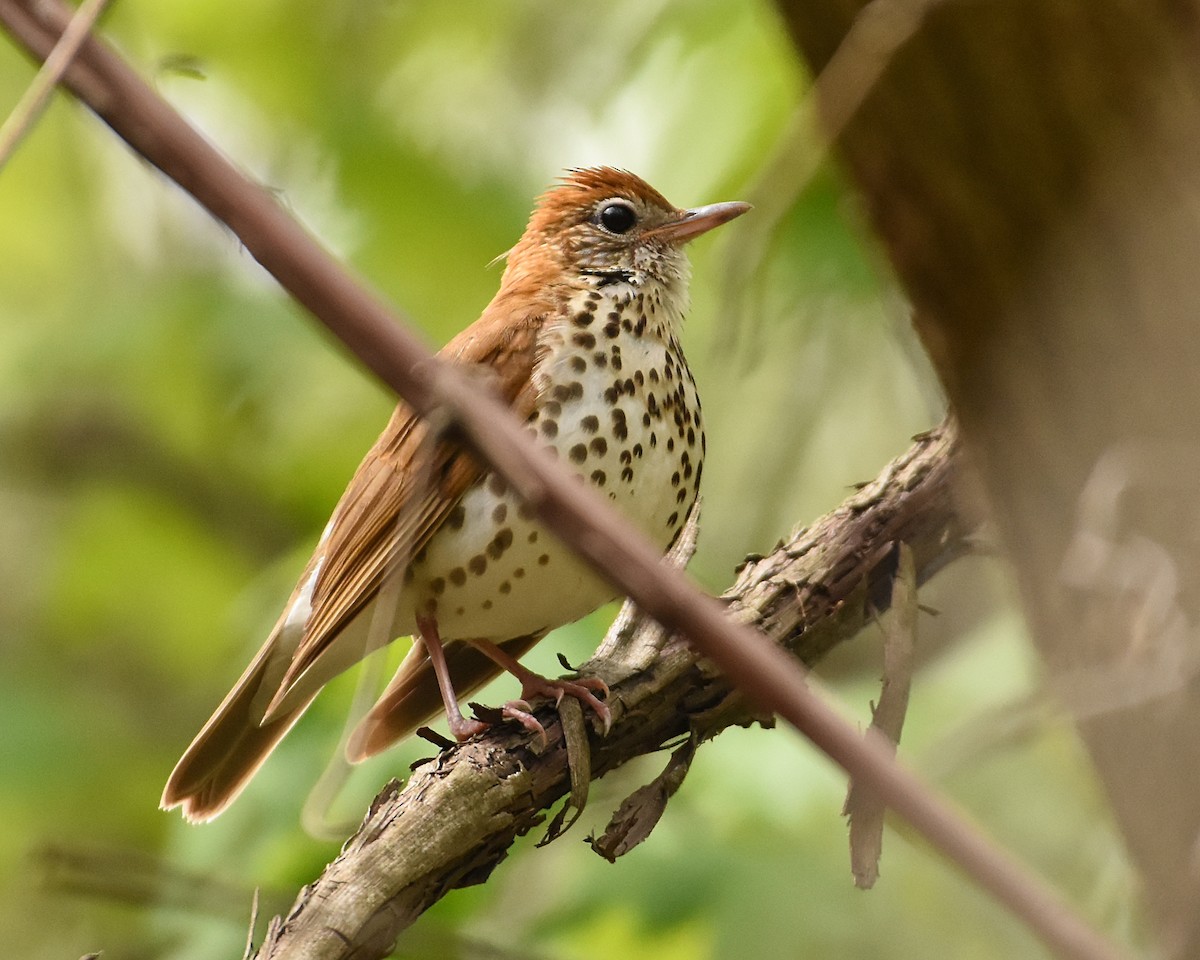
[[163, 285, 556, 821], [268, 295, 551, 711]]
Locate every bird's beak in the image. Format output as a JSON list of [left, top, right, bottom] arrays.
[[647, 200, 752, 244]]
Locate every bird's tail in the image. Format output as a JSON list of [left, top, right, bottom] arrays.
[[161, 627, 314, 823]]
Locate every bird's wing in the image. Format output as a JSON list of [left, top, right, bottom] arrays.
[[266, 297, 551, 715], [162, 295, 554, 821]]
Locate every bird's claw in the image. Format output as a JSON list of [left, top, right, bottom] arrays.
[[500, 699, 548, 747], [520, 675, 612, 736]]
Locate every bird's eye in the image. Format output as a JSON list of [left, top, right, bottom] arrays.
[[597, 202, 638, 234]]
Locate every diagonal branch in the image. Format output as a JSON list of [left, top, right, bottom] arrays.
[[0, 5, 1127, 959], [256, 423, 968, 960]]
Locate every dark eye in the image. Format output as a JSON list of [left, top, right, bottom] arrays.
[[597, 202, 637, 234]]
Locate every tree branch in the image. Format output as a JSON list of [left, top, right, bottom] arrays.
[[256, 423, 968, 960]]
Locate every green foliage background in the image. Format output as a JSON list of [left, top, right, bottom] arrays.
[[0, 2, 1138, 957]]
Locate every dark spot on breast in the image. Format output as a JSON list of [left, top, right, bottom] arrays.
[[487, 528, 513, 560], [567, 381, 584, 400], [513, 566, 526, 579], [621, 466, 634, 483], [683, 462, 693, 480], [527, 530, 539, 543], [634, 317, 646, 336], [447, 505, 466, 530], [593, 352, 608, 368], [667, 437, 675, 452], [569, 443, 587, 463], [538, 553, 550, 565], [574, 311, 594, 326], [604, 322, 619, 338], [569, 355, 587, 374], [611, 353, 623, 371], [430, 577, 446, 595], [634, 370, 644, 387], [676, 488, 688, 503], [671, 471, 681, 487], [469, 555, 487, 576], [632, 443, 643, 458], [649, 369, 660, 384], [591, 469, 607, 486], [649, 431, 657, 447], [487, 475, 507, 497], [589, 437, 608, 457], [499, 581, 512, 595], [687, 427, 696, 446], [620, 450, 632, 465], [413, 547, 427, 565], [482, 599, 493, 610], [540, 419, 558, 438], [580, 415, 599, 434], [666, 511, 679, 528], [544, 400, 561, 418], [449, 567, 467, 587], [573, 331, 595, 349], [613, 421, 628, 441], [492, 503, 508, 524], [607, 311, 620, 322]]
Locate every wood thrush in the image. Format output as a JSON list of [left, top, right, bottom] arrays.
[[162, 168, 749, 821]]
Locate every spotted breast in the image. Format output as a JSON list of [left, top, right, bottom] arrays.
[[406, 279, 703, 641]]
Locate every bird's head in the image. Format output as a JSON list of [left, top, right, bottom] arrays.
[[502, 167, 749, 291]]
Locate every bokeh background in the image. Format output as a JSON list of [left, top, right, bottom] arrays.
[[0, 1, 1138, 957]]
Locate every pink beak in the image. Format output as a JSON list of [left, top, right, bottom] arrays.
[[649, 200, 752, 244]]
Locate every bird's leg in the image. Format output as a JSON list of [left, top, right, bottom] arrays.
[[466, 638, 612, 736], [416, 615, 487, 741]]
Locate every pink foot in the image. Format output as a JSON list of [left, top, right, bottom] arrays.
[[445, 713, 488, 741], [519, 675, 612, 735]]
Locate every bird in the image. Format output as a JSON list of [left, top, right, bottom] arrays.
[[161, 167, 750, 822]]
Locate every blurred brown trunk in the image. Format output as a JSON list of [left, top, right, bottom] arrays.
[[775, 0, 1200, 952]]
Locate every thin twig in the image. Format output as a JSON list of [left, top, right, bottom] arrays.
[[0, 0, 109, 169], [845, 541, 918, 888]]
